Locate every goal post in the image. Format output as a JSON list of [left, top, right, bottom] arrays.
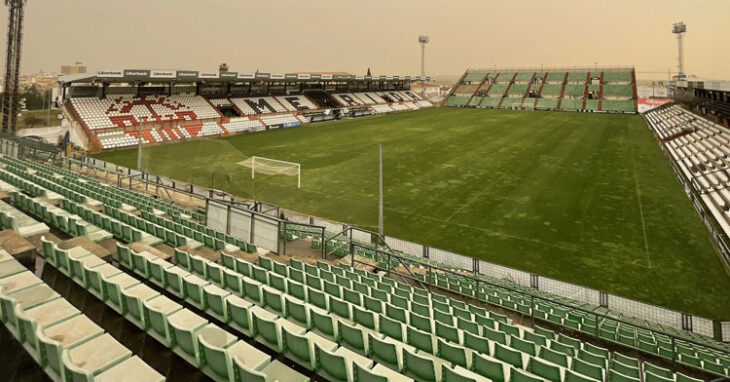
[[250, 156, 301, 189]]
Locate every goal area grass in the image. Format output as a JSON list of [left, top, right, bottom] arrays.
[[94, 108, 730, 320]]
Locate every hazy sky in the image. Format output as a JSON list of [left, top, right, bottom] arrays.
[[6, 0, 730, 80]]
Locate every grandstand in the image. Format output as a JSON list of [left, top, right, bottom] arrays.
[[59, 71, 433, 153], [446, 67, 637, 113], [0, 142, 728, 381], [645, 104, 730, 267]]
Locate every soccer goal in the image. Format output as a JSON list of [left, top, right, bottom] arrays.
[[241, 156, 301, 188]]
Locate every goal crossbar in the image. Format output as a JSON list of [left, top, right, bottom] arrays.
[[251, 156, 301, 189]]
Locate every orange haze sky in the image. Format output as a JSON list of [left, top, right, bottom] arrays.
[[6, 0, 730, 81]]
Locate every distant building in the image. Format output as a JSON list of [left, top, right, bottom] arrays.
[[61, 62, 87, 75]]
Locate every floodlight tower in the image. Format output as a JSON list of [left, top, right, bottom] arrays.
[[1, 0, 27, 135], [672, 22, 686, 80], [418, 35, 429, 97]]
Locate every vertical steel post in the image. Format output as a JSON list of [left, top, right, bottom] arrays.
[[378, 144, 383, 235], [137, 121, 143, 170]]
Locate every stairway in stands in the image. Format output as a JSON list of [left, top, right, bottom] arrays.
[[556, 72, 568, 109]]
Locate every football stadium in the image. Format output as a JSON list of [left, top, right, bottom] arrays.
[[0, 1, 729, 382]]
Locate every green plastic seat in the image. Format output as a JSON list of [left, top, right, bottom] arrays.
[[204, 283, 231, 321], [675, 372, 703, 382], [353, 361, 413, 382], [463, 331, 490, 354], [557, 333, 581, 350], [121, 283, 160, 330], [60, 333, 132, 382], [435, 321, 460, 343], [528, 356, 562, 382], [406, 325, 435, 353], [36, 315, 104, 379], [339, 320, 368, 354], [572, 356, 604, 381], [643, 363, 674, 379], [223, 268, 243, 295], [231, 350, 309, 382], [612, 352, 639, 368], [251, 308, 284, 351], [14, 297, 79, 351], [495, 342, 525, 369], [511, 335, 537, 356], [167, 309, 209, 365], [370, 333, 410, 370], [484, 325, 508, 345], [577, 349, 607, 370], [511, 367, 549, 382], [190, 255, 207, 278], [442, 363, 485, 382], [583, 342, 609, 359], [183, 274, 210, 309], [143, 294, 183, 346], [315, 342, 375, 382], [644, 371, 675, 382], [379, 314, 405, 341], [283, 327, 337, 369], [226, 341, 273, 382], [549, 340, 577, 358], [243, 277, 264, 305], [608, 369, 640, 382], [308, 305, 337, 339], [101, 272, 140, 314], [611, 360, 640, 379], [565, 369, 600, 382], [534, 325, 556, 340], [197, 324, 238, 379], [206, 261, 225, 285], [437, 338, 468, 368], [402, 347, 437, 382], [163, 266, 190, 298], [538, 346, 569, 368], [353, 305, 377, 330], [226, 294, 254, 335]]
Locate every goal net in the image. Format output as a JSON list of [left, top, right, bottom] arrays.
[[238, 156, 301, 188]]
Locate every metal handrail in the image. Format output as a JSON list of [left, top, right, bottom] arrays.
[[54, 149, 730, 358], [357, 241, 730, 358]]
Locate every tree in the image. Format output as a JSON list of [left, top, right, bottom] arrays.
[[219, 63, 229, 74], [19, 87, 52, 110], [23, 115, 42, 129]]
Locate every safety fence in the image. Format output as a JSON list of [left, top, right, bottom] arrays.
[[33, 150, 730, 344]]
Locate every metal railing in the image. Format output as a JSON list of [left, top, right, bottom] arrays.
[[339, 227, 730, 363], [37, 147, 730, 353]]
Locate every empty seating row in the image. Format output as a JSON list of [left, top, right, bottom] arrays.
[[114, 243, 398, 382], [260, 114, 301, 127], [2, 156, 203, 220], [222, 119, 266, 134], [231, 96, 288, 115], [370, 246, 730, 377], [0, 250, 164, 382], [68, 95, 220, 130]]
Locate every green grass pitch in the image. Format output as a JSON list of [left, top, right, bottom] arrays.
[[94, 108, 730, 320]]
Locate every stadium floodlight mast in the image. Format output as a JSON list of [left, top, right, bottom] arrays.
[[1, 0, 27, 135], [672, 22, 687, 80], [418, 35, 429, 97]]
